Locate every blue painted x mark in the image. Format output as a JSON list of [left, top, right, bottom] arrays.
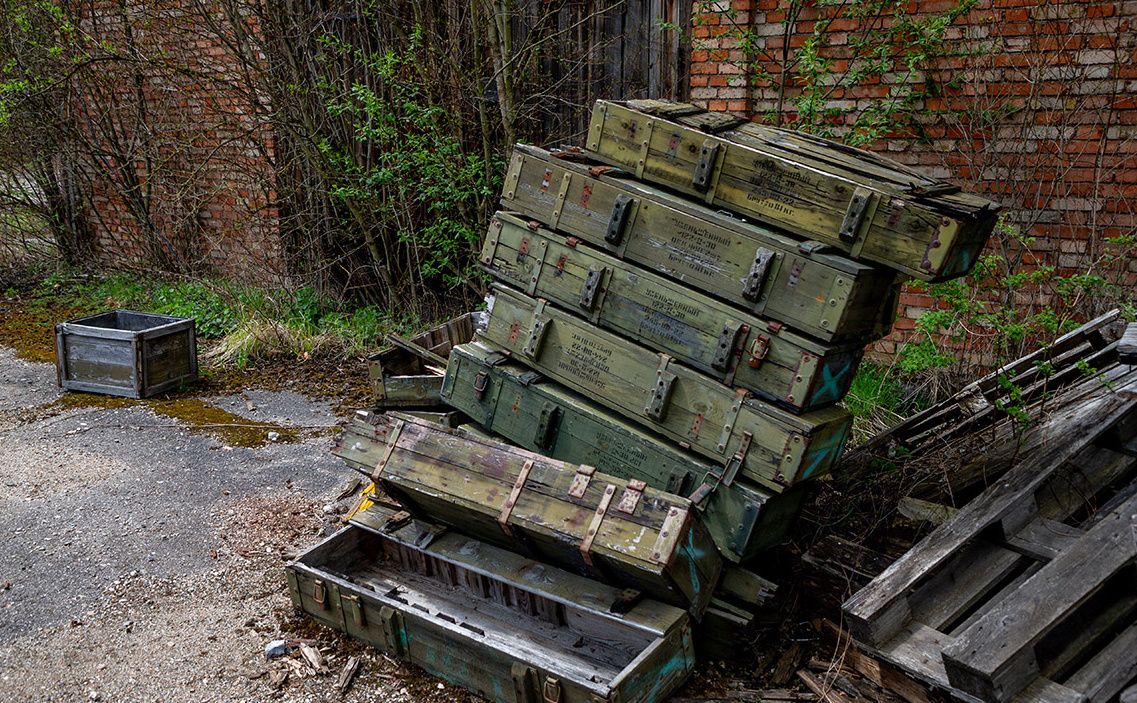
[[810, 359, 851, 405]]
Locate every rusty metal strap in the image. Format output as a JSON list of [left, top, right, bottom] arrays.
[[497, 459, 535, 538], [581, 484, 617, 568], [371, 418, 405, 483]]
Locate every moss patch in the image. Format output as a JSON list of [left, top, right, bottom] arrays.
[[0, 298, 98, 364], [55, 392, 301, 448]]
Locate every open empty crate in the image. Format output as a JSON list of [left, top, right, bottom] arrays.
[[55, 310, 197, 398], [287, 505, 696, 703]]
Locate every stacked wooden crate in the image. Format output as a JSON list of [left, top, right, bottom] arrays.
[[446, 99, 1000, 563], [295, 99, 1001, 703]]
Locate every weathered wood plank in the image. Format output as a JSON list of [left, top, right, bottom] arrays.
[[483, 212, 866, 411], [500, 144, 898, 342], [584, 100, 1001, 281], [1119, 322, 1137, 364], [940, 492, 1137, 703]]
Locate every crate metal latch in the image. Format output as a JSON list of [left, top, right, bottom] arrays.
[[742, 248, 774, 301], [645, 355, 677, 422], [606, 194, 634, 245]]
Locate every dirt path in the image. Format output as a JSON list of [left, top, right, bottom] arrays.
[[0, 346, 475, 703]]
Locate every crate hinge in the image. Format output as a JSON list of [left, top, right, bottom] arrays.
[[645, 354, 677, 422], [371, 418, 405, 483], [498, 459, 535, 539], [633, 119, 655, 179], [609, 588, 643, 615], [581, 483, 617, 569], [567, 464, 596, 499], [523, 299, 550, 358], [617, 479, 646, 515], [650, 506, 687, 564], [786, 352, 820, 409], [716, 388, 749, 455], [549, 172, 572, 230]]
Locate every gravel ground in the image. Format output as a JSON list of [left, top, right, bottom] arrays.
[[0, 346, 473, 703]]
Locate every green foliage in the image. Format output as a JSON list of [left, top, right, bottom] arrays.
[[689, 0, 977, 144], [903, 213, 1137, 376], [315, 27, 502, 292], [843, 359, 930, 444]]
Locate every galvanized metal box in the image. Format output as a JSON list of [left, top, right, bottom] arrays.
[[55, 310, 197, 398]]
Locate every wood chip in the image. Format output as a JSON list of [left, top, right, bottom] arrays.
[[298, 643, 328, 675], [336, 656, 361, 694], [267, 669, 288, 690]]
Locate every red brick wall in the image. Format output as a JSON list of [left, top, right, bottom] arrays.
[[73, 0, 285, 284], [690, 0, 1137, 359]]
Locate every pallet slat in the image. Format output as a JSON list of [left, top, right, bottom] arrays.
[[940, 493, 1137, 703]]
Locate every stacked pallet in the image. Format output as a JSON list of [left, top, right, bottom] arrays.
[[293, 99, 1001, 703], [842, 317, 1137, 703]]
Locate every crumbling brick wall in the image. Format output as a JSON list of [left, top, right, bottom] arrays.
[[72, 0, 285, 284], [690, 0, 1137, 359]]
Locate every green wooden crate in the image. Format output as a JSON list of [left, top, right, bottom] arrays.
[[366, 313, 477, 408], [482, 212, 866, 412], [477, 285, 852, 491], [584, 100, 1001, 282], [336, 378, 805, 563], [501, 144, 898, 343], [287, 508, 695, 703], [351, 411, 722, 617]]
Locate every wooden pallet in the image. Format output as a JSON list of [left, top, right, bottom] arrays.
[[843, 359, 1137, 703]]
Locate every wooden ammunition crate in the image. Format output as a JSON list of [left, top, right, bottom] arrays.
[[287, 508, 696, 703], [55, 310, 197, 399], [367, 313, 477, 408], [502, 144, 898, 342], [335, 398, 805, 563], [478, 285, 853, 491], [584, 100, 1001, 282], [483, 212, 866, 411], [352, 412, 722, 617]]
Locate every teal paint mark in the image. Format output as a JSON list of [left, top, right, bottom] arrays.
[[800, 423, 850, 480], [810, 360, 851, 405]]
